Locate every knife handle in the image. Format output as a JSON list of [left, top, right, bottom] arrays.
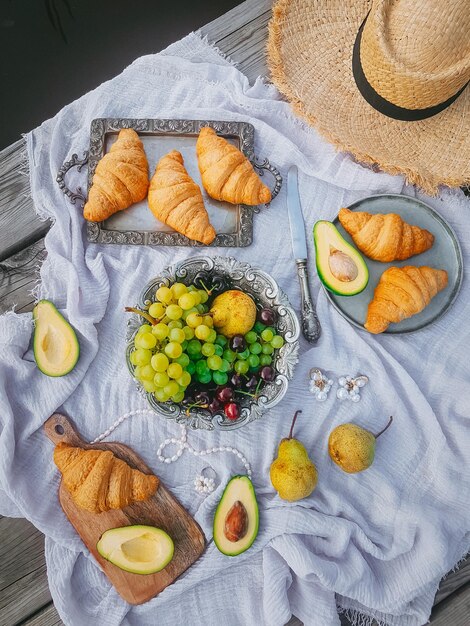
[[295, 259, 321, 343]]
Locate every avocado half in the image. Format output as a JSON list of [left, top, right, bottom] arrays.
[[213, 475, 259, 557], [33, 300, 80, 376], [97, 525, 174, 575], [313, 221, 369, 296]]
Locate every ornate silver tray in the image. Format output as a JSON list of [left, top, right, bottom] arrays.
[[125, 256, 300, 431], [57, 118, 282, 248]]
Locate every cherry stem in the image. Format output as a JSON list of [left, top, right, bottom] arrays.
[[185, 400, 208, 416], [374, 415, 393, 439], [125, 307, 158, 326], [288, 410, 302, 439], [235, 378, 264, 400], [198, 279, 213, 296]]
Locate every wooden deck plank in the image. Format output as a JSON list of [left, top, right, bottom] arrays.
[[200, 0, 271, 42], [0, 141, 47, 263], [0, 517, 52, 626], [20, 603, 63, 626], [430, 581, 470, 626], [0, 239, 46, 315], [211, 10, 271, 82]]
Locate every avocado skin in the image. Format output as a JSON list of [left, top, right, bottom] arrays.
[[33, 300, 80, 377], [213, 475, 259, 557], [313, 221, 369, 296]]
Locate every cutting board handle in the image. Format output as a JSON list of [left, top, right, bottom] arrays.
[[44, 413, 84, 447]]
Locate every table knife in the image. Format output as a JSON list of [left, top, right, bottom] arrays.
[[287, 165, 321, 343]]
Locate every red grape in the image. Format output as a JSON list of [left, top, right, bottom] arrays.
[[245, 374, 258, 389], [258, 308, 276, 325], [229, 335, 246, 352], [216, 386, 234, 403], [208, 398, 222, 413], [260, 366, 275, 381]]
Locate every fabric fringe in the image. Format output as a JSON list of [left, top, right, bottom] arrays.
[[337, 604, 389, 626], [194, 31, 238, 67]]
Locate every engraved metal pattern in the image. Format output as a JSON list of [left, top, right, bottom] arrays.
[[57, 118, 282, 248], [252, 157, 283, 205], [125, 256, 300, 431], [56, 151, 89, 208], [295, 259, 321, 343]]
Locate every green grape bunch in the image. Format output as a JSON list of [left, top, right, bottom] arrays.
[[126, 281, 286, 414]]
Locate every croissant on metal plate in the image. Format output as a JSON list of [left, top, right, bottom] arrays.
[[83, 129, 149, 222], [365, 266, 448, 334], [148, 150, 216, 245], [53, 443, 159, 513], [338, 208, 434, 262], [196, 127, 271, 205]]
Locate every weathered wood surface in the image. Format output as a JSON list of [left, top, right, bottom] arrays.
[[1, 0, 469, 624], [0, 517, 51, 626]]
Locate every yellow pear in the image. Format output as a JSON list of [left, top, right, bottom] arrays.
[[328, 416, 393, 473], [270, 410, 318, 501], [210, 290, 256, 337]]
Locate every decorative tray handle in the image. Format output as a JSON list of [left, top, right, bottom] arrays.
[[56, 151, 282, 210], [56, 150, 89, 209], [251, 157, 282, 205]]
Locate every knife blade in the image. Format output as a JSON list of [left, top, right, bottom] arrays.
[[287, 166, 308, 260], [286, 165, 321, 343]]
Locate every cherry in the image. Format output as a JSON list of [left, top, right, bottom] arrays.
[[260, 366, 275, 382], [230, 373, 242, 387], [258, 308, 276, 326], [208, 398, 222, 414], [216, 386, 234, 403], [224, 402, 240, 420], [245, 374, 258, 389], [229, 335, 246, 352]]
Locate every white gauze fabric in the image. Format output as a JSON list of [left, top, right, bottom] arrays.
[[0, 32, 469, 626]]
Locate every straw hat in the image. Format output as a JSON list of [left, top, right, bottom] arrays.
[[267, 0, 470, 194]]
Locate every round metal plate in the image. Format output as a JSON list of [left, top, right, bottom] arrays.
[[324, 194, 463, 334]]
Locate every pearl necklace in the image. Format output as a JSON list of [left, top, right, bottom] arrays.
[[90, 408, 253, 491]]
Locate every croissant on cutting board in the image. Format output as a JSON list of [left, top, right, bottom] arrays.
[[196, 127, 271, 205], [83, 129, 149, 222], [148, 150, 216, 245], [365, 266, 448, 334], [53, 443, 159, 513], [338, 208, 434, 262]]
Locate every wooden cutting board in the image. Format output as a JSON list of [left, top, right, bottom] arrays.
[[44, 413, 206, 605]]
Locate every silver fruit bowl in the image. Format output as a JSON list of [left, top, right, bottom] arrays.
[[125, 256, 300, 430]]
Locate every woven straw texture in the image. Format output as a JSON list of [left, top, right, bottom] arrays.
[[267, 0, 470, 194]]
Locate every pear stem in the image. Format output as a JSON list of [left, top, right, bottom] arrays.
[[288, 410, 302, 439], [374, 416, 393, 439]]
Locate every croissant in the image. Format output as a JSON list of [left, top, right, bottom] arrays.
[[196, 127, 271, 205], [338, 208, 434, 262], [365, 266, 448, 334], [53, 443, 159, 513], [83, 129, 149, 222], [148, 150, 216, 245]]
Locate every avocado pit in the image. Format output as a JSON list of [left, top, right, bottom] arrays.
[[328, 247, 359, 282], [224, 500, 248, 542]]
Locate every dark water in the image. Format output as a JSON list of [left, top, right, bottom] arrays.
[[0, 0, 240, 148]]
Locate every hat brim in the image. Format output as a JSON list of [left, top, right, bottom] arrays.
[[267, 0, 470, 194]]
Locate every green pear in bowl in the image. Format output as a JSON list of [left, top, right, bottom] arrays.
[[270, 410, 318, 501], [328, 416, 393, 473]]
